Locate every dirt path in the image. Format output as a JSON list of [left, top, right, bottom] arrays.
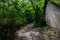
[[15, 23, 60, 40], [15, 23, 45, 40]]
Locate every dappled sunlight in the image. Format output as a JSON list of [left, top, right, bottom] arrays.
[[0, 0, 60, 40]]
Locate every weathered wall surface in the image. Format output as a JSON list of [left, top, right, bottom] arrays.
[[45, 2, 60, 31]]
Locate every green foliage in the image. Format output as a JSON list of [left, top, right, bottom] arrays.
[[0, 0, 46, 27], [0, 0, 48, 39], [50, 0, 60, 3], [0, 0, 60, 40]]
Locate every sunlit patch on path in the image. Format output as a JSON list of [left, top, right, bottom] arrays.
[[15, 23, 45, 40]]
